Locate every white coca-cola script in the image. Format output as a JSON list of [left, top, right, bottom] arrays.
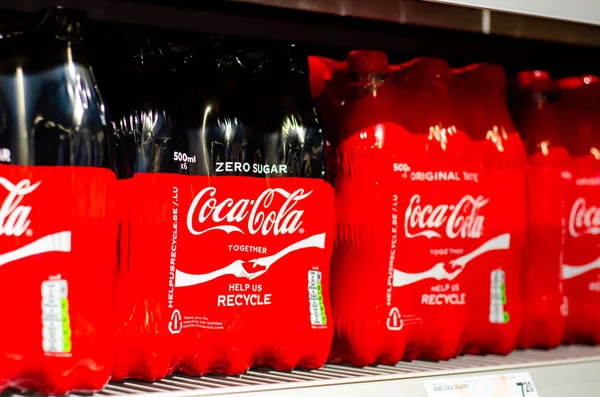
[[569, 197, 600, 237], [187, 187, 312, 236], [0, 178, 40, 236], [404, 194, 488, 239]]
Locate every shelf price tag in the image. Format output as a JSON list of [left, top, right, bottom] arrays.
[[424, 372, 539, 397]]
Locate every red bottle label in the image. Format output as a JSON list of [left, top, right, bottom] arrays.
[[563, 163, 600, 344], [0, 165, 117, 395], [329, 122, 408, 367], [392, 137, 487, 360], [113, 174, 334, 379], [330, 119, 527, 364], [461, 168, 526, 355]]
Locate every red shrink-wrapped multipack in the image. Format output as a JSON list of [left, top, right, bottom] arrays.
[[508, 71, 568, 349], [0, 9, 117, 395], [313, 51, 409, 366], [113, 41, 335, 380], [390, 58, 490, 361], [312, 52, 508, 364], [558, 75, 600, 345], [453, 64, 527, 355], [110, 31, 181, 381]]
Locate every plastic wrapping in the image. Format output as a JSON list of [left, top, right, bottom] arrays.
[[312, 53, 529, 364], [388, 57, 478, 362], [316, 51, 408, 366], [509, 70, 568, 349], [558, 75, 600, 345], [453, 64, 526, 355], [111, 31, 181, 381], [0, 9, 117, 395], [112, 41, 334, 380]]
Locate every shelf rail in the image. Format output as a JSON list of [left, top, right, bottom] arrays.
[[10, 345, 599, 397]]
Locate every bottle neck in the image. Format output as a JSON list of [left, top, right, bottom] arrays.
[[39, 8, 84, 42], [348, 72, 387, 96], [0, 8, 87, 73], [134, 49, 167, 73], [254, 56, 312, 99], [464, 86, 515, 130], [3, 8, 86, 45], [513, 91, 565, 154]]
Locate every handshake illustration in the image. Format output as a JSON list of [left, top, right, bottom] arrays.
[[219, 257, 276, 281], [393, 233, 511, 288], [175, 233, 326, 288]]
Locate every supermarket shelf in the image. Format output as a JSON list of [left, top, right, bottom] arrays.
[[10, 345, 600, 397], [2, 0, 600, 48], [428, 0, 600, 26], [227, 0, 600, 47]]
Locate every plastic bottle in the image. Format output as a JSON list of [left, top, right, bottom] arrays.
[[0, 8, 117, 394], [558, 75, 600, 345], [323, 50, 409, 366], [391, 58, 480, 361], [508, 70, 568, 349], [155, 43, 335, 375], [454, 64, 526, 355], [111, 30, 181, 381]]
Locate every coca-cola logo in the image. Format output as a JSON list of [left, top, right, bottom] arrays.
[[404, 194, 488, 239], [0, 177, 71, 269], [0, 178, 40, 237], [187, 187, 312, 236], [569, 197, 600, 237]]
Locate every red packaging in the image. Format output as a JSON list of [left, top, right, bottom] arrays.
[[509, 70, 568, 349], [453, 64, 527, 355], [116, 175, 334, 376], [0, 8, 118, 394], [321, 51, 409, 366], [111, 52, 181, 380], [558, 75, 600, 345], [315, 53, 500, 364], [310, 56, 348, 186], [112, 177, 170, 381], [390, 58, 487, 361], [114, 46, 335, 379], [0, 166, 116, 395]]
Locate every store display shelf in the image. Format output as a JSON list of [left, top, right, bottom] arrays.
[[429, 0, 600, 26], [9, 345, 599, 397], [228, 0, 600, 47], [1, 0, 600, 48]]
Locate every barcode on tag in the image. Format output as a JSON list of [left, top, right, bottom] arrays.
[[424, 372, 539, 397]]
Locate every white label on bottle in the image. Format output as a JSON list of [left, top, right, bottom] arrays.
[[490, 269, 506, 324], [308, 270, 325, 326], [41, 277, 72, 355], [424, 372, 539, 397]]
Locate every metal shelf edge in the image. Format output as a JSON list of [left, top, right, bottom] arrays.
[[226, 0, 600, 47], [71, 346, 600, 397]]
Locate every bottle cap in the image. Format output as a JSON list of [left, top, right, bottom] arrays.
[[347, 50, 388, 74], [557, 75, 599, 90], [397, 57, 452, 85], [458, 63, 506, 90], [516, 70, 554, 91]]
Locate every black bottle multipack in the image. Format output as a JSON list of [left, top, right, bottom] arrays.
[[111, 38, 335, 380], [0, 8, 117, 395]]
